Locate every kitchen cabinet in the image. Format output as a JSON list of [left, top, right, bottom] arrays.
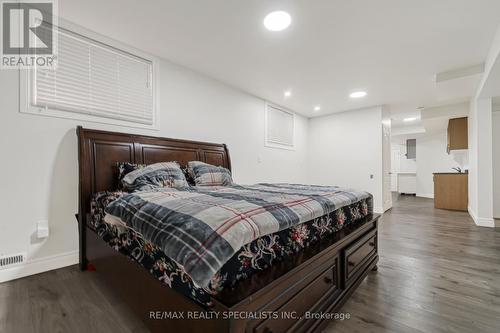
[[433, 173, 468, 211], [447, 117, 468, 152]]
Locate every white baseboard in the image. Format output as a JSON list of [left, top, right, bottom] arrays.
[[475, 217, 495, 227], [0, 250, 78, 283], [468, 206, 495, 228], [416, 193, 434, 199]]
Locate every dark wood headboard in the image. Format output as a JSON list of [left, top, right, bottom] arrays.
[[76, 126, 231, 268]]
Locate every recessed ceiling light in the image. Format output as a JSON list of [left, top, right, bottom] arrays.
[[314, 105, 321, 111], [349, 91, 367, 98], [284, 90, 292, 97], [404, 117, 417, 122], [264, 11, 291, 31]]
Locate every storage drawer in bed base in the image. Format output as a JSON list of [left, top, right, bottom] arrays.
[[239, 217, 379, 333], [253, 257, 341, 333], [343, 229, 378, 287]]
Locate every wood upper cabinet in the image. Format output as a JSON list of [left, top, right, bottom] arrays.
[[447, 117, 468, 153]]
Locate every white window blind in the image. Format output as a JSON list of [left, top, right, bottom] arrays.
[[32, 27, 154, 125], [266, 104, 294, 148]]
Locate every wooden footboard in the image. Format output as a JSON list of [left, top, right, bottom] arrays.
[[83, 214, 379, 333]]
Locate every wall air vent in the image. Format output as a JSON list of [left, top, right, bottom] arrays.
[[0, 253, 26, 269]]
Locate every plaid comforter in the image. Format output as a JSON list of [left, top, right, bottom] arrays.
[[104, 183, 372, 287]]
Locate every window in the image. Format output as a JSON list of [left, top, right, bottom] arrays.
[[21, 24, 157, 128], [265, 103, 295, 150]]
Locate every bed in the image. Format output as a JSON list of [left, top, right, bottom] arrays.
[[77, 126, 380, 333]]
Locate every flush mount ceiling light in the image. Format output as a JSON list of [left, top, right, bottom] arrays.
[[349, 91, 367, 98], [284, 90, 292, 97], [314, 105, 321, 112], [264, 11, 291, 31], [404, 117, 417, 122]]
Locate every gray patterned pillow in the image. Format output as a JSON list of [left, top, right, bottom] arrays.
[[116, 162, 146, 190], [187, 161, 233, 186], [122, 162, 189, 191]]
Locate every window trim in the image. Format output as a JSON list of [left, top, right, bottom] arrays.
[[264, 102, 296, 151], [19, 18, 160, 130]]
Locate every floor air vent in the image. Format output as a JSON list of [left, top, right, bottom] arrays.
[[0, 253, 26, 269]]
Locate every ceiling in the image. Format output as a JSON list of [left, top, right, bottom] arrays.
[[391, 101, 470, 138], [59, 0, 500, 118]]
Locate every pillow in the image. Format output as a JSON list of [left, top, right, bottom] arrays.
[[122, 162, 189, 191], [116, 162, 145, 189], [187, 161, 233, 186], [181, 166, 196, 186]]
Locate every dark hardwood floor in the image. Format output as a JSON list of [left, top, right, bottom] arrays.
[[326, 194, 500, 333], [1, 194, 499, 333]]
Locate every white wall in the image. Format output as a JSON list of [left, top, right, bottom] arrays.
[[307, 107, 384, 213], [468, 97, 494, 227], [0, 59, 309, 281], [390, 142, 416, 192], [391, 132, 458, 198], [493, 111, 500, 218], [158, 62, 309, 184], [391, 140, 417, 173], [468, 101, 479, 222], [467, 24, 500, 227], [415, 132, 458, 198]]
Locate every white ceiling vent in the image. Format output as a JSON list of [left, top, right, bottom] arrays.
[[0, 253, 26, 269]]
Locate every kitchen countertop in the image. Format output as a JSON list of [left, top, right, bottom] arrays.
[[433, 172, 468, 175]]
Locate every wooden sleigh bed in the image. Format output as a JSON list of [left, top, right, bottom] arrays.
[[76, 126, 380, 333]]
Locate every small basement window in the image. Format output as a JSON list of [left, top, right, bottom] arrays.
[[21, 24, 157, 129], [265, 103, 295, 150]]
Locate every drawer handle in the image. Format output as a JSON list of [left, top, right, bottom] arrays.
[[348, 261, 355, 267], [324, 276, 334, 284], [369, 241, 375, 247]]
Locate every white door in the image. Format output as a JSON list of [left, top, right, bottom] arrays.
[[382, 124, 392, 211], [391, 147, 401, 191]]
